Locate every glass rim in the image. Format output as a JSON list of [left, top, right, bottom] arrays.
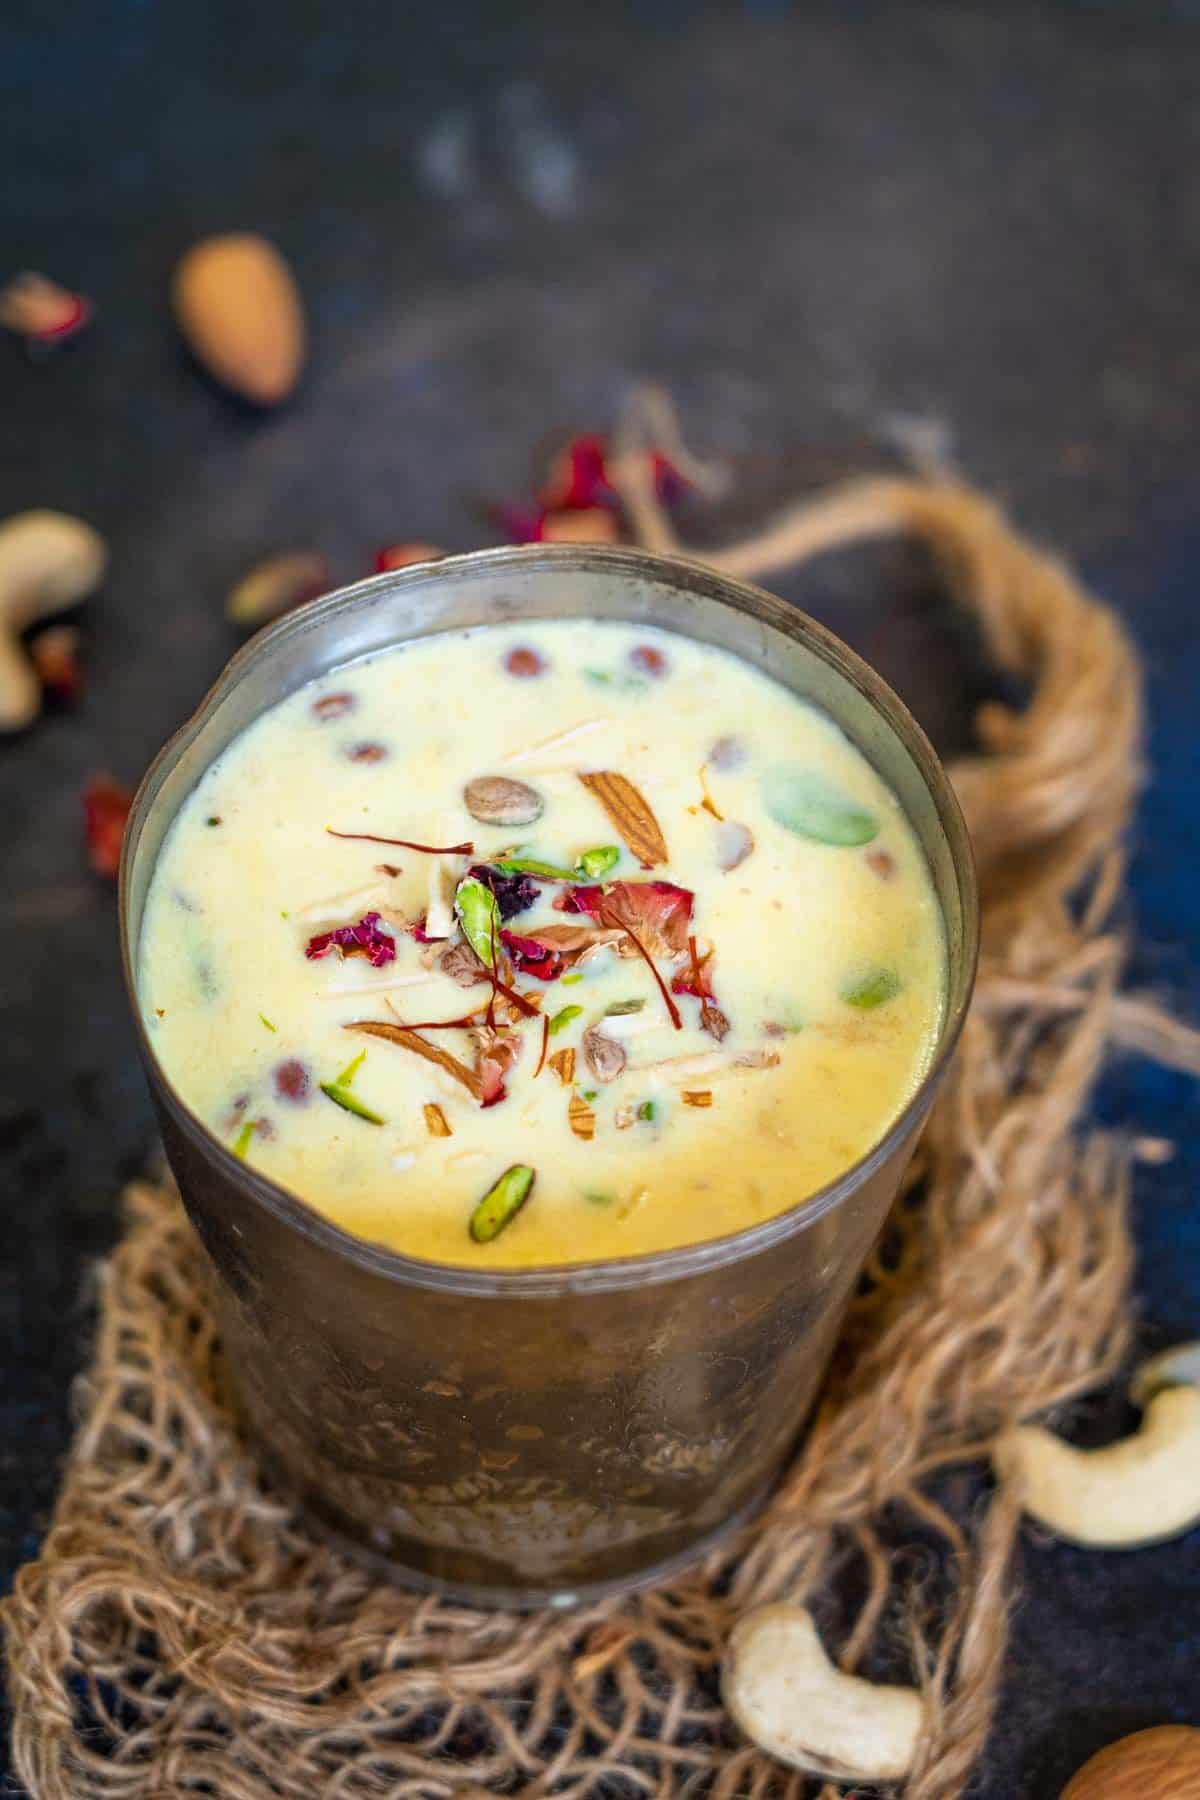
[[119, 542, 979, 1298]]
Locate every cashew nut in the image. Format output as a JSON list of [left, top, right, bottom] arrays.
[[722, 1604, 924, 1782], [0, 511, 107, 730], [992, 1346, 1200, 1548]]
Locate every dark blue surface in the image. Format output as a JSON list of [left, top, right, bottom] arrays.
[[2, 3, 1199, 1793]]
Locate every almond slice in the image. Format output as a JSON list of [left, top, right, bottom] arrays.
[[548, 1047, 576, 1086], [578, 771, 667, 868], [423, 1102, 452, 1138], [682, 1089, 713, 1107], [348, 1021, 482, 1100], [568, 1091, 595, 1139]]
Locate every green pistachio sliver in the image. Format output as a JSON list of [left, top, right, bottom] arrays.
[[763, 767, 879, 847], [469, 1164, 536, 1243], [560, 971, 584, 986], [577, 845, 620, 880], [232, 1120, 256, 1159], [334, 1047, 367, 1088], [583, 1190, 615, 1208], [582, 1089, 599, 1101], [259, 1013, 278, 1033], [455, 876, 500, 968], [320, 1081, 385, 1124], [605, 998, 645, 1016], [549, 1004, 584, 1037], [841, 968, 901, 1010], [493, 855, 578, 880], [637, 1100, 656, 1122]]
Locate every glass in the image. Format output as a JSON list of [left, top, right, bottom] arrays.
[[120, 546, 978, 1606]]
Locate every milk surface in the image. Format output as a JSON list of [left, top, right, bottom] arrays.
[[139, 619, 945, 1266]]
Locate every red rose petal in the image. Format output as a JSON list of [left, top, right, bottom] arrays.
[[83, 775, 132, 879]]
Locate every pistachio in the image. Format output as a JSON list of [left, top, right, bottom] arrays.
[[227, 550, 328, 629], [763, 766, 879, 847], [469, 1164, 535, 1243], [549, 1004, 584, 1037], [454, 876, 501, 968], [582, 1025, 627, 1083], [463, 774, 545, 828], [842, 968, 901, 1010]]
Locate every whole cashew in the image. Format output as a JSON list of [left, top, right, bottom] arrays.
[[0, 511, 107, 730], [993, 1346, 1200, 1549], [722, 1604, 924, 1782]]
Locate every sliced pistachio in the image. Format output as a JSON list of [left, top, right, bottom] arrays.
[[549, 1003, 584, 1036], [494, 854, 576, 880], [454, 876, 500, 968], [232, 1120, 257, 1158], [320, 1082, 385, 1124], [583, 1190, 615, 1207], [637, 1099, 657, 1122], [763, 767, 878, 847], [258, 1012, 278, 1032], [469, 1163, 535, 1243], [842, 968, 901, 1010], [605, 998, 645, 1016], [582, 1024, 627, 1083], [577, 844, 620, 880], [463, 775, 544, 828]]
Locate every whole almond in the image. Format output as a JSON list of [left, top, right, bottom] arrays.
[[172, 233, 304, 405], [1062, 1726, 1200, 1797]]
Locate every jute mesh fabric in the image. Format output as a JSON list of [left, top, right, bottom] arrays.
[[9, 410, 1200, 1798]]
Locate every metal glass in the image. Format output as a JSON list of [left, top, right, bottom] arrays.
[[120, 546, 978, 1607]]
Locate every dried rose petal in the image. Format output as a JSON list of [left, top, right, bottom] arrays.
[[374, 542, 444, 572], [494, 504, 547, 544], [274, 1059, 311, 1102], [470, 864, 540, 920], [347, 742, 388, 764], [312, 691, 355, 721], [500, 930, 565, 982], [474, 1026, 522, 1109], [439, 939, 487, 986], [30, 625, 83, 704], [504, 645, 546, 678], [630, 644, 667, 678], [83, 775, 132, 878], [538, 435, 616, 510], [305, 911, 396, 968], [566, 880, 694, 959], [0, 273, 92, 344]]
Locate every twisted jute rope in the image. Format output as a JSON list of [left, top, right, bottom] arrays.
[[7, 394, 1200, 1799]]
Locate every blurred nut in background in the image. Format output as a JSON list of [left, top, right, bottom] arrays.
[[1061, 1725, 1200, 1797], [0, 510, 107, 731], [226, 551, 329, 629], [171, 233, 305, 406]]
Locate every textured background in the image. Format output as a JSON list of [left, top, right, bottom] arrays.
[[2, 2, 1199, 1793]]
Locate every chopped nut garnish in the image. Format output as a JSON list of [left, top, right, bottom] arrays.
[[423, 1102, 452, 1138], [682, 1090, 713, 1107], [582, 1024, 627, 1083], [578, 771, 668, 867], [463, 774, 544, 828], [547, 1047, 576, 1086], [568, 1091, 596, 1139]]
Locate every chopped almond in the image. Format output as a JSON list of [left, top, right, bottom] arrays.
[[568, 1091, 595, 1139], [423, 1102, 452, 1138], [578, 771, 668, 867], [548, 1047, 576, 1086], [682, 1089, 713, 1107]]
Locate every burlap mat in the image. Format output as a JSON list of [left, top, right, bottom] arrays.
[[9, 408, 1200, 1798]]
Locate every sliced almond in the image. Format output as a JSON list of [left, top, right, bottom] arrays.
[[716, 820, 755, 872], [348, 1021, 482, 1100], [423, 1102, 452, 1138], [171, 233, 304, 406], [568, 1091, 595, 1139], [504, 718, 606, 768], [425, 856, 457, 938], [547, 1047, 576, 1086], [578, 771, 667, 868], [682, 1089, 713, 1107]]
